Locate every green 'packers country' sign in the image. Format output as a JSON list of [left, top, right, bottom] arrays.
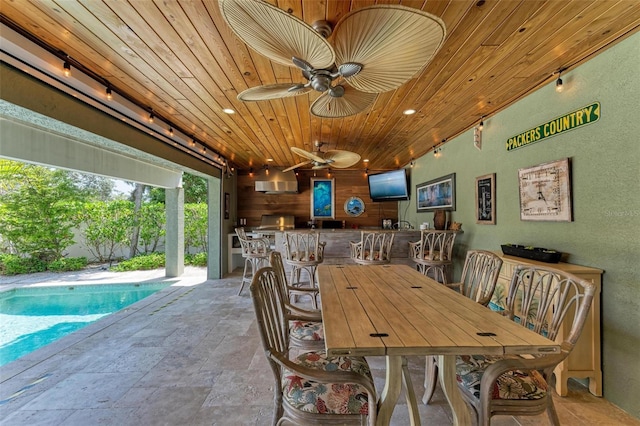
[[506, 102, 600, 151]]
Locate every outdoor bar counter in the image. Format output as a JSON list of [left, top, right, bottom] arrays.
[[274, 229, 420, 265]]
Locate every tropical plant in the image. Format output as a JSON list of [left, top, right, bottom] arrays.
[[0, 160, 83, 261], [184, 203, 208, 253], [79, 200, 135, 262], [138, 202, 166, 253]]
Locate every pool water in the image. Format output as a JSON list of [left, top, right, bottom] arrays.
[[0, 283, 171, 367]]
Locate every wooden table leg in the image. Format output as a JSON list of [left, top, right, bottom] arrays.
[[401, 356, 421, 426], [438, 355, 472, 426], [377, 355, 403, 426]]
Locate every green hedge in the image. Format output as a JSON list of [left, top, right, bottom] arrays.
[[0, 254, 88, 275]]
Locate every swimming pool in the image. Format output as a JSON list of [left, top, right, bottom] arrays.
[[0, 283, 171, 367]]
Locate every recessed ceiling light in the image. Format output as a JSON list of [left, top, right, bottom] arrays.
[[403, 109, 416, 115], [363, 159, 369, 163], [266, 158, 274, 162], [222, 108, 235, 114]]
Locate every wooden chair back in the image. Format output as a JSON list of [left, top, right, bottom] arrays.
[[350, 231, 395, 265], [507, 264, 595, 347], [409, 230, 457, 262], [456, 250, 503, 306], [235, 227, 270, 258], [250, 266, 289, 360], [283, 231, 325, 265]]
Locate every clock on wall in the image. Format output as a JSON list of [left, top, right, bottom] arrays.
[[518, 158, 572, 222], [344, 197, 365, 217]]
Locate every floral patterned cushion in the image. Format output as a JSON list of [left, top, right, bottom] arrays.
[[282, 351, 372, 415], [456, 354, 548, 400], [290, 320, 324, 341], [363, 250, 386, 261], [290, 251, 317, 262]]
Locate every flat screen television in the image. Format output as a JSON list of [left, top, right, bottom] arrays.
[[368, 169, 410, 202]]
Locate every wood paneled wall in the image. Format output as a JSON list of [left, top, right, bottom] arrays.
[[236, 170, 398, 229]]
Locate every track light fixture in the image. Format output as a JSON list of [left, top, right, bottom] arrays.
[[49, 46, 228, 169], [556, 70, 564, 93]]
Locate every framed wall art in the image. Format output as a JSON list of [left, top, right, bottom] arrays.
[[518, 158, 572, 222], [416, 173, 456, 212], [475, 173, 495, 224], [224, 192, 230, 219], [310, 178, 335, 219]]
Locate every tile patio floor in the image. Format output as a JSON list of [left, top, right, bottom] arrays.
[[0, 267, 637, 425]]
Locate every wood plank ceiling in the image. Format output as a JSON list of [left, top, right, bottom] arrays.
[[2, 0, 639, 172]]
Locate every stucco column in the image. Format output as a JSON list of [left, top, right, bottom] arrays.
[[165, 187, 184, 277], [207, 177, 222, 279]]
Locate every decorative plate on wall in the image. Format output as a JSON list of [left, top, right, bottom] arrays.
[[344, 197, 365, 217]]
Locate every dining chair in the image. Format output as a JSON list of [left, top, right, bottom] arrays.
[[455, 264, 595, 425], [250, 266, 377, 426], [423, 249, 503, 404], [235, 227, 271, 295], [282, 231, 325, 305], [349, 231, 395, 265], [270, 251, 324, 351], [408, 229, 458, 283]]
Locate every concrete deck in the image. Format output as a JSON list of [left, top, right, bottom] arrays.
[[1, 268, 637, 425]]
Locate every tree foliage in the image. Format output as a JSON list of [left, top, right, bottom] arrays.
[[0, 160, 210, 273], [138, 203, 166, 253], [78, 200, 135, 262], [147, 173, 208, 204], [184, 203, 208, 252], [0, 160, 83, 261]]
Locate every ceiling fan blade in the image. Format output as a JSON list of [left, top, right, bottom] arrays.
[[283, 160, 312, 172], [310, 87, 377, 118], [312, 164, 330, 170], [323, 150, 361, 168], [332, 5, 446, 93], [219, 0, 335, 69], [291, 146, 325, 164], [237, 83, 311, 101]]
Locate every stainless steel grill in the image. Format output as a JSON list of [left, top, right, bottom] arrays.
[[256, 214, 295, 231]]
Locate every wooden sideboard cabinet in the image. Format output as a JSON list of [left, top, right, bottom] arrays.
[[493, 253, 603, 397]]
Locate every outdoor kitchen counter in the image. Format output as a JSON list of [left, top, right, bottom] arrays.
[[274, 229, 420, 265]]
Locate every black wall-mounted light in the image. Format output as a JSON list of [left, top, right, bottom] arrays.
[[63, 61, 71, 77], [106, 86, 112, 100]]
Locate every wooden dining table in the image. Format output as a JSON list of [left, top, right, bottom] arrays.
[[317, 264, 560, 426]]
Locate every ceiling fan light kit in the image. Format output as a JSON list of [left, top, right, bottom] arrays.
[[219, 0, 446, 119]]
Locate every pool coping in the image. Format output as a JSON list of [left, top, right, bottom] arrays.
[[0, 267, 208, 384]]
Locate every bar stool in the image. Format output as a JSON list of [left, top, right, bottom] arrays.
[[235, 227, 271, 295], [408, 230, 458, 283], [282, 231, 325, 308], [349, 231, 395, 265]]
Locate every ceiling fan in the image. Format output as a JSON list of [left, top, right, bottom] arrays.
[[283, 142, 361, 172], [219, 0, 446, 118]]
